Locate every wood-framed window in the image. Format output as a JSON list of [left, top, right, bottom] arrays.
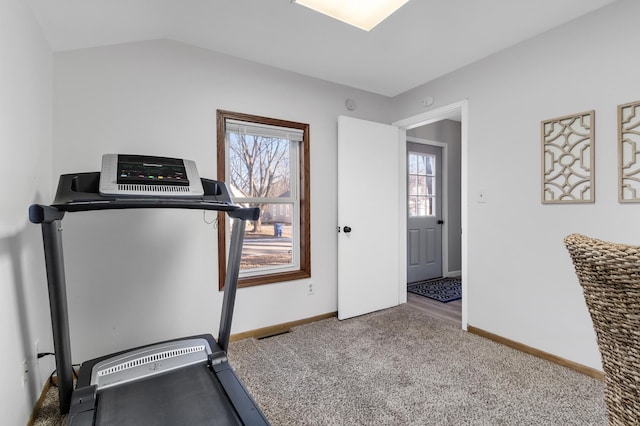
[[217, 110, 311, 289]]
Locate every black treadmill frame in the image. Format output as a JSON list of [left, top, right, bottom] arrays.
[[29, 171, 265, 424]]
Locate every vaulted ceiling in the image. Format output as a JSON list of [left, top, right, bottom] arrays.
[[27, 0, 617, 97]]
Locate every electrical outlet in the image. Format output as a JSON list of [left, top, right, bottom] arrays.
[[307, 281, 314, 295]]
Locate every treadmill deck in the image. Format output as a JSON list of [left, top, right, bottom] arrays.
[[95, 363, 241, 425]]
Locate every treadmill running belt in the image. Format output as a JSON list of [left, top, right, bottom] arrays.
[[95, 363, 242, 425]]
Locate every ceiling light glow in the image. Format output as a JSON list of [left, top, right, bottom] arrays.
[[294, 0, 410, 31]]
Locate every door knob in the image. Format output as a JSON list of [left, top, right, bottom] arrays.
[[343, 226, 352, 233], [437, 220, 444, 224]]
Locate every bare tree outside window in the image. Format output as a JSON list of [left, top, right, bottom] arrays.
[[228, 133, 290, 231], [217, 110, 311, 289]]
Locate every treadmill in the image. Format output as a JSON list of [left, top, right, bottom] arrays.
[[30, 155, 269, 425]]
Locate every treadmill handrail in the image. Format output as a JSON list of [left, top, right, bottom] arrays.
[[29, 172, 259, 220]]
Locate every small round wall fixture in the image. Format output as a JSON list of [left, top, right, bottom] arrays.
[[345, 98, 357, 111]]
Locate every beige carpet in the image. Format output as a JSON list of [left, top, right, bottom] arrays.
[[231, 304, 605, 425], [34, 304, 606, 425]]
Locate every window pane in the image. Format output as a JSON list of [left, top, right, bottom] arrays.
[[425, 155, 435, 175], [417, 197, 426, 216], [426, 176, 435, 196], [228, 133, 291, 198], [417, 155, 426, 174], [408, 175, 418, 196], [409, 154, 417, 174], [426, 196, 434, 216], [240, 202, 294, 272], [409, 196, 417, 216], [417, 176, 427, 195]]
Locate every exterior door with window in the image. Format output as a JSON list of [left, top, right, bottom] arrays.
[[407, 142, 442, 282]]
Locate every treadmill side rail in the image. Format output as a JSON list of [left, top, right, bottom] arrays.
[[214, 363, 270, 426], [68, 385, 98, 426]]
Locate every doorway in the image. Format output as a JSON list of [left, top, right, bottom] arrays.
[[407, 140, 444, 283], [393, 100, 468, 330]]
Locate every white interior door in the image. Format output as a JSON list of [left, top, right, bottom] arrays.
[[338, 116, 402, 320]]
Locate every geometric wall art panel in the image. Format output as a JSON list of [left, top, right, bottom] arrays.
[[618, 100, 640, 202], [541, 110, 595, 204]]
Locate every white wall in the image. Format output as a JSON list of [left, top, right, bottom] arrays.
[[393, 0, 640, 370], [0, 0, 54, 424], [53, 40, 392, 362]]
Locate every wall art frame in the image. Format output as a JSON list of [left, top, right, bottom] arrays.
[[618, 100, 640, 202], [541, 110, 595, 204]]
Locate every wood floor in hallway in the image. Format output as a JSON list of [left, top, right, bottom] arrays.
[[406, 291, 462, 325]]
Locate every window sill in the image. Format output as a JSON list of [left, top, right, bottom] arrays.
[[237, 269, 312, 288]]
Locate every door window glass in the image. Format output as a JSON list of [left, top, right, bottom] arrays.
[[408, 152, 436, 217]]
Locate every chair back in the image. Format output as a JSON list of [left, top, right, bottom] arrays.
[[564, 233, 640, 425]]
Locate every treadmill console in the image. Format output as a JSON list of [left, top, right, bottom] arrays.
[[99, 154, 204, 197]]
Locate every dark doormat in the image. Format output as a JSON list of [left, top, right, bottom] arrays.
[[407, 277, 461, 303]]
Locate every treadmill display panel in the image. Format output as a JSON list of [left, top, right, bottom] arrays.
[[99, 153, 205, 197], [117, 155, 189, 186]]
